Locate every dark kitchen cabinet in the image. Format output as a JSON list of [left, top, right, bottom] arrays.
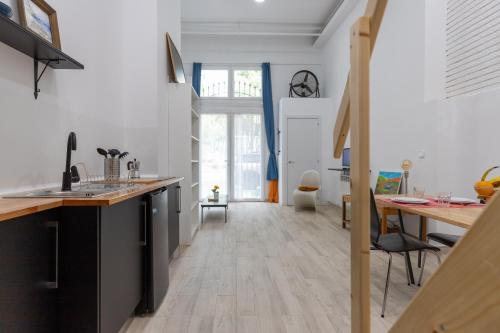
[[0, 209, 59, 333], [59, 196, 145, 333], [168, 183, 181, 258], [0, 186, 175, 333]]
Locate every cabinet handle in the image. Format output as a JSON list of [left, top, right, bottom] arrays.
[[141, 202, 147, 246], [177, 186, 181, 213], [45, 221, 59, 289]]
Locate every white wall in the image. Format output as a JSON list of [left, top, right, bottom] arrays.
[[320, 0, 500, 236], [0, 0, 181, 193], [0, 0, 125, 193]]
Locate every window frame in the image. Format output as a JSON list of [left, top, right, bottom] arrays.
[[200, 64, 263, 101]]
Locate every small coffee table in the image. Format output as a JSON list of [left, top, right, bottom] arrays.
[[201, 195, 229, 224]]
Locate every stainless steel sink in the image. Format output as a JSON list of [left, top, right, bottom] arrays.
[[4, 183, 139, 199]]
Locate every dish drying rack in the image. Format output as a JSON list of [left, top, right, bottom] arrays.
[[75, 163, 137, 187]]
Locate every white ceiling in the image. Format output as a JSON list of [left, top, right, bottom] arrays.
[[181, 0, 344, 37], [182, 0, 342, 25]]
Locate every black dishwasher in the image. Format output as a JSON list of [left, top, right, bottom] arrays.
[[138, 188, 169, 314]]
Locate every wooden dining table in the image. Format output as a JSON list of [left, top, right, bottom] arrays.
[[374, 195, 484, 284], [375, 195, 483, 230]]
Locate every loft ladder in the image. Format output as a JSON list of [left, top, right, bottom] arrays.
[[332, 1, 500, 332]]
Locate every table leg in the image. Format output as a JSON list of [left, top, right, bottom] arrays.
[[397, 210, 415, 284], [201, 207, 204, 225], [381, 209, 388, 234], [225, 207, 227, 223], [418, 216, 428, 268]]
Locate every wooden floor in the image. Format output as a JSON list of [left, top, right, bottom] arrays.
[[124, 202, 441, 333]]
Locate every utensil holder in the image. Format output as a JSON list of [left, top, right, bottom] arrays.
[[104, 158, 120, 181]]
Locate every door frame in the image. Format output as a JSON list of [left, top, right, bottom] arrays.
[[283, 115, 322, 205], [200, 109, 266, 202]]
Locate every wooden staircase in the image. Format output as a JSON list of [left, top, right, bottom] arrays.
[[333, 0, 500, 332]]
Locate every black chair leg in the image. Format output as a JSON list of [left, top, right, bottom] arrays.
[[404, 255, 411, 286], [381, 253, 393, 318], [404, 252, 415, 284], [418, 250, 428, 287]]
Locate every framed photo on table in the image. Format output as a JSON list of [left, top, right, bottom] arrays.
[[17, 0, 61, 49], [375, 171, 403, 195]]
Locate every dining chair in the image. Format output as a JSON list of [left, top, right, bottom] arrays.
[[416, 233, 460, 287], [427, 233, 460, 248], [370, 190, 441, 317]]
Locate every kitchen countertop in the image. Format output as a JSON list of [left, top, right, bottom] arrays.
[[0, 177, 183, 222]]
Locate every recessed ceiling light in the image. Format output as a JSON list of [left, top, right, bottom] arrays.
[[255, 0, 265, 3]]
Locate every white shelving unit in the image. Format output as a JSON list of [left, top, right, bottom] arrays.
[[162, 84, 201, 245], [191, 88, 201, 239]]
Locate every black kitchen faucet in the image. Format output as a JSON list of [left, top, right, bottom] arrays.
[[61, 132, 78, 191]]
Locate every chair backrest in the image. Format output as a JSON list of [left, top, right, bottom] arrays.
[[370, 189, 381, 244], [300, 170, 320, 187]]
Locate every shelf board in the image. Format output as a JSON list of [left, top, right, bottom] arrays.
[[0, 15, 84, 70], [191, 182, 199, 188], [191, 160, 199, 163], [191, 136, 200, 142], [191, 108, 200, 119], [192, 86, 200, 100]]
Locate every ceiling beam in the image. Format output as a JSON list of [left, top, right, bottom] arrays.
[[314, 0, 362, 48], [182, 21, 322, 38], [182, 31, 321, 37]]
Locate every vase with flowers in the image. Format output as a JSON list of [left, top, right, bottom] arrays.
[[211, 185, 220, 202]]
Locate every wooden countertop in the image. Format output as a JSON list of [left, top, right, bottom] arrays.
[[0, 177, 183, 223]]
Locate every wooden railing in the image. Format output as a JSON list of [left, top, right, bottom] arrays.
[[332, 0, 500, 332]]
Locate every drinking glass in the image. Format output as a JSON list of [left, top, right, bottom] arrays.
[[437, 192, 452, 207], [413, 186, 425, 199]]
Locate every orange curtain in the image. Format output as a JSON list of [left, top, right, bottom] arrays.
[[268, 180, 279, 203]]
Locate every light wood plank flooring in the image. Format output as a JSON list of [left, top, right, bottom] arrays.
[[124, 202, 441, 333]]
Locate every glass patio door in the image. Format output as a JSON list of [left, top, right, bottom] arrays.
[[200, 114, 229, 199], [201, 113, 263, 201], [232, 114, 263, 200]]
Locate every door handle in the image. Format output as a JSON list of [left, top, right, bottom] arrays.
[[177, 186, 182, 213], [45, 221, 59, 289], [141, 202, 147, 246]]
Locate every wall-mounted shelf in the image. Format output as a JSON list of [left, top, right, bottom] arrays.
[[0, 15, 84, 99]]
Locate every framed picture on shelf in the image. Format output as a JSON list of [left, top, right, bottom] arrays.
[[166, 32, 186, 83], [17, 0, 61, 49]]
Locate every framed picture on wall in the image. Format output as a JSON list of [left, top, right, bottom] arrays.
[[166, 32, 186, 83], [17, 0, 61, 49]]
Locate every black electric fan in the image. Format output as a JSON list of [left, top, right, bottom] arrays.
[[289, 70, 320, 98]]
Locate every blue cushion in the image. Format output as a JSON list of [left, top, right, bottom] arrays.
[[0, 2, 13, 18]]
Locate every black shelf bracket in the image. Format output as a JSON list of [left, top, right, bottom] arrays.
[[34, 59, 59, 99]]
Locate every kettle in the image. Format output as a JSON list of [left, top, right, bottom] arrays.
[[127, 159, 141, 179]]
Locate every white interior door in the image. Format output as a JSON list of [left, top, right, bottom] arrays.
[[286, 117, 320, 205]]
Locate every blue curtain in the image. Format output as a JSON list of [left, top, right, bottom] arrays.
[[262, 63, 278, 181], [192, 63, 202, 96]]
